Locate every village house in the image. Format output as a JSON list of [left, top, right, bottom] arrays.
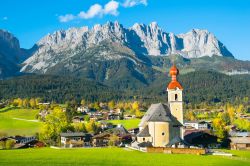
[[14, 136, 36, 144], [135, 65, 184, 148], [92, 124, 132, 147], [124, 115, 136, 120], [38, 102, 50, 106], [89, 112, 104, 121], [128, 128, 140, 135], [72, 116, 85, 123], [107, 113, 120, 120], [230, 137, 250, 150], [60, 132, 92, 148], [100, 121, 114, 130], [0, 136, 42, 149], [229, 131, 250, 150], [99, 102, 108, 110], [184, 131, 219, 148], [38, 110, 50, 120], [77, 106, 89, 113], [184, 121, 211, 130]]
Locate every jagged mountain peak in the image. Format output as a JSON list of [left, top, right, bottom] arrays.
[[177, 28, 233, 58], [132, 22, 161, 31], [149, 22, 161, 30], [20, 21, 234, 74], [191, 28, 209, 33]]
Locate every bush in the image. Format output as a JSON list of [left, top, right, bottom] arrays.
[[234, 118, 250, 131], [108, 135, 120, 146], [5, 139, 15, 150], [0, 141, 6, 149]]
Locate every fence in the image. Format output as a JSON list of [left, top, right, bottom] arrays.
[[147, 147, 206, 155]]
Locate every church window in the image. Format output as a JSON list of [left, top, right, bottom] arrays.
[[175, 94, 178, 101], [162, 132, 165, 136], [143, 138, 145, 141]]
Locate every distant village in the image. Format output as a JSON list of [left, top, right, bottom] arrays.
[[0, 65, 250, 154]]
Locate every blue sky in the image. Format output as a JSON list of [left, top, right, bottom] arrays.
[[0, 0, 249, 60]]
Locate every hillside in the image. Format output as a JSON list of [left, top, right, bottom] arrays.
[[0, 75, 124, 102], [0, 71, 249, 104]]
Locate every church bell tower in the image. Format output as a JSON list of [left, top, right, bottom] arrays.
[[167, 65, 184, 124]]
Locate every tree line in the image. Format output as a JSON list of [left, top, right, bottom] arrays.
[[0, 70, 249, 105]]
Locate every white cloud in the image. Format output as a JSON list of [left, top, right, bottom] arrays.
[[59, 14, 75, 23], [104, 1, 119, 16], [78, 4, 103, 19], [59, 1, 119, 22], [3, 16, 8, 21], [59, 0, 146, 23], [123, 0, 147, 7]]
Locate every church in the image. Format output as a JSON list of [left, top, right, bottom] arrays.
[[136, 65, 184, 147]]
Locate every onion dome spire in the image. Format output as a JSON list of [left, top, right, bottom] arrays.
[[167, 64, 183, 90]]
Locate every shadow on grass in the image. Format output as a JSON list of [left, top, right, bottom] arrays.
[[0, 106, 18, 113]]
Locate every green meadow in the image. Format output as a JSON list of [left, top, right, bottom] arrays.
[[0, 106, 140, 137], [0, 107, 249, 166], [0, 107, 41, 136], [107, 119, 140, 129], [0, 148, 250, 166]]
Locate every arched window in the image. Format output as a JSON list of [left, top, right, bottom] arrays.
[[175, 94, 178, 101]]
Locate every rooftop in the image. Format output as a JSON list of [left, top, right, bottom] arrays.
[[139, 103, 181, 127], [60, 132, 90, 137], [230, 137, 250, 144], [137, 125, 151, 137]]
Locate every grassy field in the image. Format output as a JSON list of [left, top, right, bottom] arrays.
[[0, 106, 140, 136], [0, 107, 41, 136], [107, 119, 140, 129], [0, 148, 250, 166]]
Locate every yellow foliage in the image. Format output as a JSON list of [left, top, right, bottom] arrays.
[[132, 101, 139, 111], [108, 100, 115, 109], [29, 98, 36, 108], [135, 109, 143, 118]]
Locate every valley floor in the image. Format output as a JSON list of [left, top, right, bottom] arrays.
[[0, 148, 250, 166]]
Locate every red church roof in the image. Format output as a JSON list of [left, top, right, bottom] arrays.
[[167, 65, 183, 90], [168, 81, 183, 90]]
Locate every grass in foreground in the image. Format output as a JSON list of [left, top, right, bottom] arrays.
[[0, 107, 41, 136], [0, 148, 250, 166], [107, 119, 140, 129]]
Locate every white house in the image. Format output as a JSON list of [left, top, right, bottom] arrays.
[[184, 121, 210, 130]]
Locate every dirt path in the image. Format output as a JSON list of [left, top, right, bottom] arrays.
[[12, 118, 39, 122]]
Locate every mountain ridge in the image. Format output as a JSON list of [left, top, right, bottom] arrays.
[[20, 21, 234, 75], [0, 21, 249, 84]]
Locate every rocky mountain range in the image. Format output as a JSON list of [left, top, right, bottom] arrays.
[[0, 22, 249, 86], [20, 21, 234, 73]]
